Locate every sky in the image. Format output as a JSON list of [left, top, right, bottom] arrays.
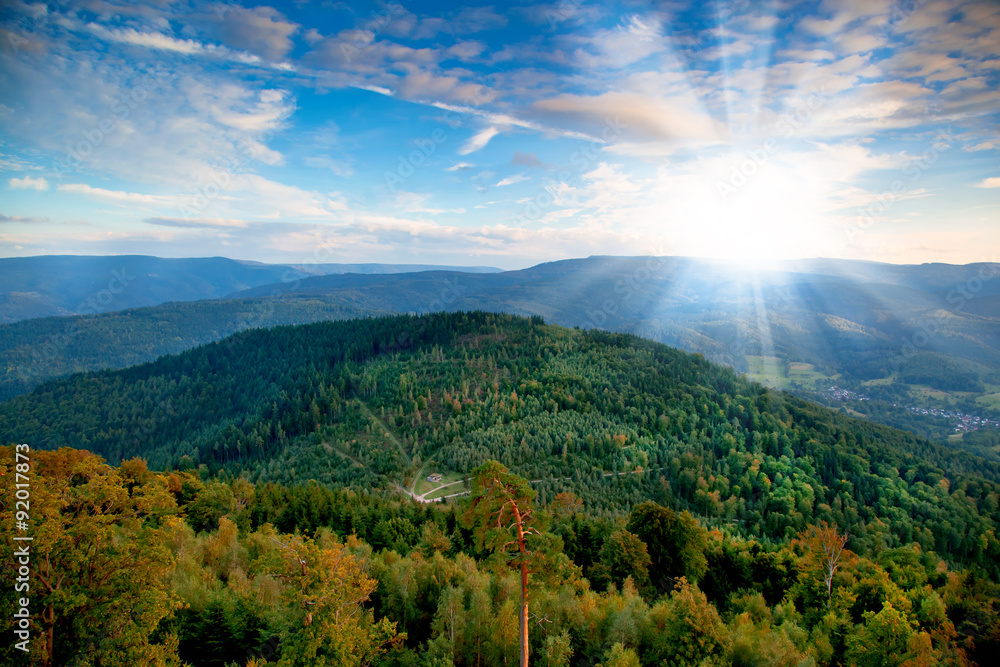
[[0, 0, 998, 270]]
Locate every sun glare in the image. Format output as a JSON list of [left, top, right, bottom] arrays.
[[671, 151, 837, 266]]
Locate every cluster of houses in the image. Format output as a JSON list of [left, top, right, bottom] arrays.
[[825, 386, 870, 401], [900, 406, 1000, 433], [825, 386, 999, 434]]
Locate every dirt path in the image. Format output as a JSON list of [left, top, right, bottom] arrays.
[[399, 478, 470, 503]]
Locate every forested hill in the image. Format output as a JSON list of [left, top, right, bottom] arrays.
[[2, 312, 999, 573], [0, 296, 391, 402], [0, 254, 501, 323]]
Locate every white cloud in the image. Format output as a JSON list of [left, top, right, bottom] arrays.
[[210, 4, 299, 60], [964, 141, 997, 152], [393, 191, 465, 215], [430, 101, 599, 141], [497, 174, 529, 187], [459, 126, 501, 154], [235, 175, 344, 219], [87, 24, 208, 55], [571, 14, 666, 69], [533, 92, 720, 142], [8, 176, 48, 190], [144, 217, 250, 228], [58, 183, 181, 204], [446, 162, 474, 171], [181, 80, 293, 135], [976, 177, 1000, 188], [81, 18, 295, 70]]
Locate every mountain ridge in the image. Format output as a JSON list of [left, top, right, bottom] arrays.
[[0, 254, 502, 323]]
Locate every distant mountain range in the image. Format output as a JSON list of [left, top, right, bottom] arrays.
[[1, 255, 998, 450], [0, 255, 501, 323]]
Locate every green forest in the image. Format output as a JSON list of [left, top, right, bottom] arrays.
[[2, 312, 1000, 665], [0, 295, 388, 402], [2, 447, 998, 666]]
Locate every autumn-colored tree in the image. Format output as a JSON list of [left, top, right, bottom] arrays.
[[643, 577, 730, 666], [258, 528, 402, 667], [795, 521, 855, 607], [541, 630, 573, 667], [846, 601, 934, 667], [551, 492, 584, 518], [0, 447, 182, 667], [462, 460, 542, 667], [602, 642, 641, 667]]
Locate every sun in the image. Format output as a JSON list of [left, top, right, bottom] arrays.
[[667, 150, 840, 265]]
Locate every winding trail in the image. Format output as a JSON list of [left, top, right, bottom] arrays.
[[396, 467, 665, 504], [397, 480, 470, 504]]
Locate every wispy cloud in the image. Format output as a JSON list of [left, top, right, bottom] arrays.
[[0, 213, 48, 223], [0, 0, 996, 266], [496, 174, 529, 187], [459, 126, 501, 154], [87, 24, 208, 55], [58, 184, 181, 205], [144, 217, 251, 229], [8, 176, 48, 191]]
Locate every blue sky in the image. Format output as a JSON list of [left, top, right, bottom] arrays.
[[0, 0, 998, 269]]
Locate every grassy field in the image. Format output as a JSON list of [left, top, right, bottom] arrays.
[[977, 392, 1000, 410], [906, 385, 981, 406], [424, 479, 470, 500], [745, 356, 838, 390], [413, 470, 465, 496], [862, 376, 895, 386]]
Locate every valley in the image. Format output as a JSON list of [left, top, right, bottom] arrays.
[[3, 256, 998, 455]]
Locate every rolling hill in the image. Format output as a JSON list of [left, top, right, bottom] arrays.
[[0, 255, 500, 323], [6, 312, 1000, 667], [2, 312, 998, 574], [2, 256, 998, 448]]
